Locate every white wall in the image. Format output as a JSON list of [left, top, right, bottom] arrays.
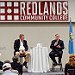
[[0, 22, 75, 68], [0, 0, 75, 68], [1, 0, 75, 22]]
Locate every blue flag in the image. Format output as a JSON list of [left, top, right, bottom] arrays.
[[69, 17, 74, 54]]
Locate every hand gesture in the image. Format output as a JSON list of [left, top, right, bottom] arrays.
[[54, 42, 57, 46], [56, 45, 61, 48]]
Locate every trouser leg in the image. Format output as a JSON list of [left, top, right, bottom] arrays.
[[57, 51, 63, 63], [49, 51, 57, 64], [23, 51, 30, 68], [25, 51, 30, 63]]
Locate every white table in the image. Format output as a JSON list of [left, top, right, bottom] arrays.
[[28, 47, 50, 73]]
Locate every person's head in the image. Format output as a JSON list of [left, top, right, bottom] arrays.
[[19, 34, 24, 41], [55, 34, 60, 40], [2, 63, 12, 72], [12, 56, 18, 63], [68, 54, 75, 66]]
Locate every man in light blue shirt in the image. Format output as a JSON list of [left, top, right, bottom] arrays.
[[2, 63, 18, 75]]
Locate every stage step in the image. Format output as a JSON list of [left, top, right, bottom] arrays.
[[23, 72, 64, 75], [22, 68, 65, 75]]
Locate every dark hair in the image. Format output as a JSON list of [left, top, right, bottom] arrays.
[[12, 56, 18, 62], [4, 60, 10, 64], [3, 68, 10, 71], [19, 34, 24, 38], [55, 34, 59, 36]]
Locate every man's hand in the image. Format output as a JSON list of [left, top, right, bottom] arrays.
[[56, 45, 61, 48], [19, 50, 26, 55], [54, 42, 58, 46], [23, 50, 25, 54], [23, 50, 25, 53]]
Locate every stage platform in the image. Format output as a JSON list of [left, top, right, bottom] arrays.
[[23, 72, 64, 75], [22, 68, 65, 75]]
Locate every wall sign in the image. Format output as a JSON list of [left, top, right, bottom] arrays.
[[0, 1, 68, 22]]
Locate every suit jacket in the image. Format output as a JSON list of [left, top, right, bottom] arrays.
[[73, 68, 75, 75], [14, 39, 28, 52], [50, 39, 64, 51], [11, 62, 23, 74]]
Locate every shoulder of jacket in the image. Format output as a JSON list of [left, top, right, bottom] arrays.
[[15, 39, 20, 41], [24, 40, 27, 42], [52, 40, 56, 42], [59, 39, 63, 42]]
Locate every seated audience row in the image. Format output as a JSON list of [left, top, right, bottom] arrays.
[[0, 56, 23, 75]]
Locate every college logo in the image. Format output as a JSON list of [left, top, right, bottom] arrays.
[[0, 2, 20, 21]]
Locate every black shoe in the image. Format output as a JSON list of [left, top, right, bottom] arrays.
[[23, 62, 28, 69], [59, 62, 62, 65], [53, 62, 57, 66]]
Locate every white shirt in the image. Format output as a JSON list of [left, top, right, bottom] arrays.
[[19, 40, 25, 51], [3, 70, 18, 75]]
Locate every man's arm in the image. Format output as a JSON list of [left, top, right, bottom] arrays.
[[25, 41, 28, 51], [56, 41, 64, 50], [14, 40, 19, 52], [50, 41, 56, 49], [60, 41, 64, 49]]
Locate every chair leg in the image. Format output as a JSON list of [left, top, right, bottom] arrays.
[[20, 57, 23, 64], [52, 63, 55, 72], [60, 64, 63, 71]]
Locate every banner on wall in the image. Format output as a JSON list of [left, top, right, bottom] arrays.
[[0, 1, 68, 22]]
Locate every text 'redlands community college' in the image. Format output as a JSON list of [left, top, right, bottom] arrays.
[[20, 1, 68, 21]]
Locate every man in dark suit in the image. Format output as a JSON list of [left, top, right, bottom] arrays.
[[11, 56, 23, 75], [14, 34, 30, 68], [49, 34, 64, 65]]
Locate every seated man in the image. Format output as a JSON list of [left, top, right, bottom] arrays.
[[49, 34, 64, 65], [11, 56, 23, 75], [14, 34, 30, 68], [2, 63, 18, 75]]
